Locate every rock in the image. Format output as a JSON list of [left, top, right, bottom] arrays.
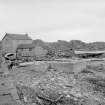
[[14, 67, 105, 105]]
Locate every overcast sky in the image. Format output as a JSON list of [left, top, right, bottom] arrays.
[[0, 0, 105, 42]]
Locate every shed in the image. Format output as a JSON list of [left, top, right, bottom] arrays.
[[2, 33, 32, 53]]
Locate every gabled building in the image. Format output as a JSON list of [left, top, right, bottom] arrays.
[[2, 33, 32, 53]]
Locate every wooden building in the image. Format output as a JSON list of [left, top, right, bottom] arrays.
[[16, 43, 35, 61], [16, 44, 48, 61], [2, 33, 32, 54]]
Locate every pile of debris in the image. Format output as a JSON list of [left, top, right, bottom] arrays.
[[14, 66, 105, 105], [86, 63, 105, 72]]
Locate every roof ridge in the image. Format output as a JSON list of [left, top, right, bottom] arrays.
[[2, 33, 32, 40]]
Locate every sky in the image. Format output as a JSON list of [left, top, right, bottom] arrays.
[[0, 0, 105, 42]]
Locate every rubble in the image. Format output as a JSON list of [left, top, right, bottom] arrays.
[[14, 66, 105, 105]]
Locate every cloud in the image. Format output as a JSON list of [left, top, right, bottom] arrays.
[[0, 0, 105, 42]]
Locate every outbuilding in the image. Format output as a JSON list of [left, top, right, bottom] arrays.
[[2, 33, 32, 53]]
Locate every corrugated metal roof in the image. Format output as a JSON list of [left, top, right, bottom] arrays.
[[3, 33, 32, 40]]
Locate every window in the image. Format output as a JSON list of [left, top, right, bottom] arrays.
[[29, 48, 32, 51]]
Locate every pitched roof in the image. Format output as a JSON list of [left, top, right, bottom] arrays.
[[17, 43, 35, 49], [2, 33, 32, 40]]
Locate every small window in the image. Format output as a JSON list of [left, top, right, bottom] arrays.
[[1, 83, 5, 86], [20, 48, 23, 51], [29, 48, 32, 51]]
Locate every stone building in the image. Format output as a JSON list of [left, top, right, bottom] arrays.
[[2, 33, 32, 54]]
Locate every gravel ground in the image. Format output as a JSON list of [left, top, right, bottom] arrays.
[[1, 60, 105, 105]]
